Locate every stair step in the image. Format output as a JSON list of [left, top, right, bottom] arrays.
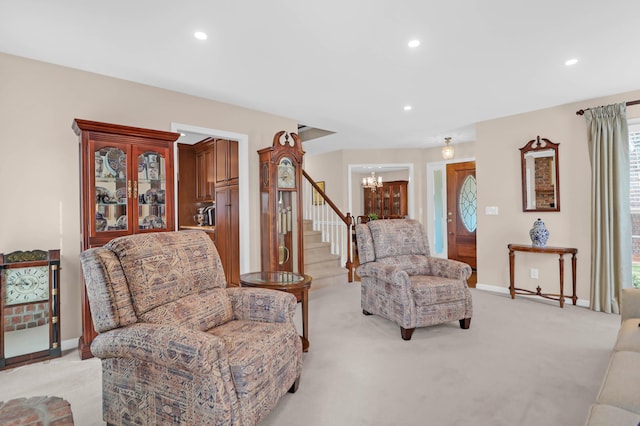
[[306, 265, 348, 281], [303, 229, 323, 244], [303, 219, 314, 232], [305, 254, 341, 268], [303, 219, 349, 283]]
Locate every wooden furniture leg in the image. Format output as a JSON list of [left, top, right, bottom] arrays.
[[509, 248, 516, 299], [558, 253, 565, 308]]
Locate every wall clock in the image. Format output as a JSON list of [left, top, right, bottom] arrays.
[[0, 249, 61, 370], [5, 265, 50, 305]]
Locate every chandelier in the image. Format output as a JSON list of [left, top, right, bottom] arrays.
[[442, 136, 455, 160], [362, 171, 383, 192]]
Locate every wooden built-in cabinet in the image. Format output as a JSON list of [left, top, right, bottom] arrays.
[[363, 180, 408, 219], [195, 138, 215, 202], [215, 184, 239, 286], [178, 138, 240, 287], [74, 118, 179, 360], [215, 138, 239, 186], [214, 139, 240, 286]]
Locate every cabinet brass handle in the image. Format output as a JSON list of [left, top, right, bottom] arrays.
[[127, 180, 132, 198]]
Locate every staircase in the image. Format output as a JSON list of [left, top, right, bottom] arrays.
[[303, 219, 349, 283]]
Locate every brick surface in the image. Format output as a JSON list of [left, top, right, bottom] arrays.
[[0, 396, 74, 425]]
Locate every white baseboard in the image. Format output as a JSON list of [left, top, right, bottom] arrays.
[[61, 338, 79, 352], [475, 283, 590, 308]]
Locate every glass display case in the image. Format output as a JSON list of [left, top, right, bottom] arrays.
[[363, 180, 408, 219], [94, 146, 169, 234], [74, 118, 179, 359]]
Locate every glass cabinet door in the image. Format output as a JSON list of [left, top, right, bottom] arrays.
[[136, 149, 168, 230], [392, 185, 401, 216], [94, 145, 129, 233]]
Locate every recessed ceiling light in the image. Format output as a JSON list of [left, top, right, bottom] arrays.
[[565, 58, 578, 66], [194, 31, 208, 41], [404, 105, 412, 111], [408, 40, 420, 48]]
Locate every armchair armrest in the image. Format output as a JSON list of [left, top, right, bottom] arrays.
[[620, 288, 640, 321], [226, 287, 297, 323], [90, 323, 227, 374], [427, 257, 472, 281]]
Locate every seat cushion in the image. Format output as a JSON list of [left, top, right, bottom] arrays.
[[208, 320, 302, 425], [613, 318, 640, 352], [106, 231, 226, 316], [409, 275, 469, 306], [140, 288, 233, 331], [596, 351, 640, 414]]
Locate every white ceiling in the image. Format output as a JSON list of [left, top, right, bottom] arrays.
[[2, 1, 640, 155]]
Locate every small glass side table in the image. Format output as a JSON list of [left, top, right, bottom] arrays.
[[239, 271, 312, 352]]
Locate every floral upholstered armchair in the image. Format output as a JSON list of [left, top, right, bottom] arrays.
[[80, 230, 302, 426], [355, 219, 473, 340]]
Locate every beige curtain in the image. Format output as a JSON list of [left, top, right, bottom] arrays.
[[584, 102, 632, 313]]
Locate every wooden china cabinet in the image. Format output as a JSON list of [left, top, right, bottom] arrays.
[[363, 180, 408, 219], [73, 118, 180, 360]]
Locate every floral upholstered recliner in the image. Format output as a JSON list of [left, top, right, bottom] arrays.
[[355, 219, 473, 340], [80, 230, 302, 426]]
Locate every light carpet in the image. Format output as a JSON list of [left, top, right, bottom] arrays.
[[0, 282, 620, 426]]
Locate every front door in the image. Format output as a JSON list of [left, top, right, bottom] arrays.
[[447, 161, 477, 287]]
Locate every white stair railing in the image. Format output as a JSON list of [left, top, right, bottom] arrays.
[[301, 171, 354, 281]]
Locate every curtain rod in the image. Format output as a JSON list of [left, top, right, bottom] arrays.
[[576, 100, 640, 116]]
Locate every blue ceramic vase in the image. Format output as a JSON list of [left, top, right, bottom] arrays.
[[529, 218, 549, 247]]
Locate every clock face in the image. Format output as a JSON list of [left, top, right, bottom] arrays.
[[277, 157, 296, 189], [5, 265, 49, 305]]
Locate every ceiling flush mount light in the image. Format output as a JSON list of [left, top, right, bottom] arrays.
[[404, 105, 412, 111], [362, 172, 383, 192], [565, 58, 578, 66], [408, 39, 420, 48], [442, 137, 455, 160], [194, 31, 208, 41]]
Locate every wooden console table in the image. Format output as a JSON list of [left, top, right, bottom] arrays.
[[508, 244, 578, 308]]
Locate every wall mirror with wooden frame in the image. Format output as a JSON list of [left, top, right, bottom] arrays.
[[520, 136, 560, 212]]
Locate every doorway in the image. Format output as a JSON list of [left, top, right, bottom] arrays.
[[427, 160, 477, 287], [446, 161, 477, 287], [171, 123, 250, 275]]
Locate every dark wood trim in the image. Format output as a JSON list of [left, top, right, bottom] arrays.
[[520, 136, 560, 212]]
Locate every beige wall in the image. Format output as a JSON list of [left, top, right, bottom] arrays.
[[4, 50, 639, 344], [304, 143, 476, 228], [477, 90, 640, 301], [0, 53, 297, 342], [305, 92, 640, 305]]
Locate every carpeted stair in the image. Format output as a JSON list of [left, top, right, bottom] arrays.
[[303, 219, 348, 282]]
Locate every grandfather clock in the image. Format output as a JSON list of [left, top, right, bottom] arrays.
[[258, 131, 305, 273]]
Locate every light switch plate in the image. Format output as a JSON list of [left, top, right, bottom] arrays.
[[485, 206, 499, 215]]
